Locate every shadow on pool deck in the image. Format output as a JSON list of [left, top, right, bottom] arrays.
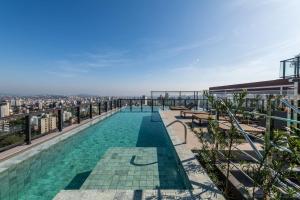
[[136, 113, 189, 189], [65, 171, 91, 189], [135, 113, 166, 148]]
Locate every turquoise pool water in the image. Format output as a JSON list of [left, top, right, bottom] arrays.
[[1, 109, 189, 200]]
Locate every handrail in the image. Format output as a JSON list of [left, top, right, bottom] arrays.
[[218, 98, 263, 160], [217, 98, 300, 198], [280, 98, 300, 114], [166, 120, 188, 144], [216, 150, 300, 199], [245, 111, 300, 124]]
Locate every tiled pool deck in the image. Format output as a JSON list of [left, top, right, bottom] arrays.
[[81, 147, 184, 190], [54, 110, 225, 199]]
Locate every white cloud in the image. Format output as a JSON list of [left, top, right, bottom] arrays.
[[136, 35, 224, 62], [45, 70, 77, 78], [160, 36, 300, 90], [48, 50, 132, 78]]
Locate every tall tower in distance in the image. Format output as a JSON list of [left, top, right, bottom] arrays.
[[0, 101, 10, 118]]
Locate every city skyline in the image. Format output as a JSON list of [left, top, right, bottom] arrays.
[[0, 0, 300, 95]]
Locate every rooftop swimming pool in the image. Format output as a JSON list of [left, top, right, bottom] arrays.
[[0, 108, 190, 200]]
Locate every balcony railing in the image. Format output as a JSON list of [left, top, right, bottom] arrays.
[[0, 100, 121, 153]]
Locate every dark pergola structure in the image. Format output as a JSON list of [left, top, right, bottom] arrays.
[[209, 79, 294, 96]]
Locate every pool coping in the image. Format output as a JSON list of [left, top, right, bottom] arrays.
[[158, 110, 225, 199], [0, 109, 120, 171]]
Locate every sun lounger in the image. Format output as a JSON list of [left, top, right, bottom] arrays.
[[191, 113, 229, 127], [180, 110, 208, 118], [218, 121, 265, 134], [192, 113, 215, 127], [169, 102, 196, 110]]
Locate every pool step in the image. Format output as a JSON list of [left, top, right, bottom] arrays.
[[80, 147, 186, 190]]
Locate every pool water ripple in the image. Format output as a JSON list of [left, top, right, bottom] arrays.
[[0, 111, 188, 200]]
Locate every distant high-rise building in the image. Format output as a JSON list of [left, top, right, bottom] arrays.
[[49, 116, 57, 131], [0, 120, 10, 132], [38, 101, 43, 110], [10, 99, 22, 107], [141, 95, 148, 105], [10, 99, 15, 107], [0, 102, 10, 118], [165, 92, 169, 100], [39, 116, 57, 134], [40, 118, 48, 134]]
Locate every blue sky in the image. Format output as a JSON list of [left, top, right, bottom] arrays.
[[0, 0, 300, 96]]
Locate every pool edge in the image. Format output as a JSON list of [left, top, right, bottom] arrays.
[[158, 110, 225, 199]]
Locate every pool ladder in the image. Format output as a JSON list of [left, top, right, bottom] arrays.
[[166, 120, 188, 144]]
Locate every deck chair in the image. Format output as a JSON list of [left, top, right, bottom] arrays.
[[169, 102, 196, 111]]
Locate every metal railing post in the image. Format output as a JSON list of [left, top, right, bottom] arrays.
[[105, 101, 108, 112], [162, 99, 165, 110], [25, 114, 31, 145], [151, 99, 154, 112], [141, 99, 143, 111], [77, 106, 81, 124], [282, 60, 286, 79], [89, 103, 93, 119], [98, 102, 101, 115], [130, 100, 132, 111], [297, 56, 300, 77], [193, 94, 196, 110], [58, 109, 63, 132], [265, 97, 273, 162]]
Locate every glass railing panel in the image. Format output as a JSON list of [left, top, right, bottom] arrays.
[[92, 104, 99, 116], [99, 102, 105, 113], [63, 107, 78, 128], [281, 57, 300, 78], [0, 116, 26, 151], [31, 110, 58, 139], [80, 104, 90, 121]]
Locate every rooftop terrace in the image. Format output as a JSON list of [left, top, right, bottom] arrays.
[[0, 88, 300, 199]]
